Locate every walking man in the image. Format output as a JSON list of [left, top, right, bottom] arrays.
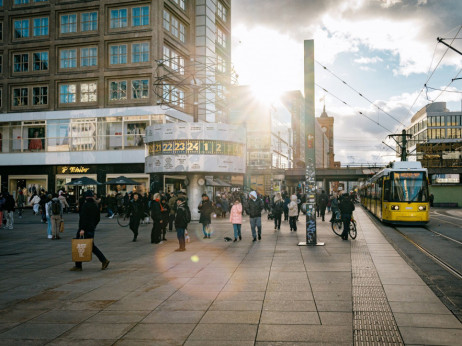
[[245, 191, 264, 242], [128, 193, 144, 242], [49, 194, 63, 239], [70, 190, 110, 271], [338, 192, 355, 241]]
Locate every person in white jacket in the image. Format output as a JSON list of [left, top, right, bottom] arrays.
[[288, 194, 298, 232], [29, 193, 41, 215]]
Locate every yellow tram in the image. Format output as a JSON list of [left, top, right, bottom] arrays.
[[360, 161, 430, 225]]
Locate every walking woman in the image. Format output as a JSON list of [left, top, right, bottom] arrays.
[[271, 192, 284, 231], [128, 193, 144, 242], [150, 193, 164, 244], [229, 198, 243, 242], [198, 193, 213, 238]]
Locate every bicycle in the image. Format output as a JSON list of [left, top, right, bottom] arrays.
[[117, 206, 130, 227], [331, 211, 357, 240]]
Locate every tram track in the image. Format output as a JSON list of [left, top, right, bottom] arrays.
[[392, 226, 462, 280]]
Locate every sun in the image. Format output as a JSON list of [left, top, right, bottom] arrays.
[[250, 83, 283, 105]]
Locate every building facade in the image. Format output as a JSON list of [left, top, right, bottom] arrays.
[[0, 0, 232, 201], [405, 102, 462, 206]]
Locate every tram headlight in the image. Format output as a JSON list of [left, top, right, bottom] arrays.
[[418, 205, 426, 211], [391, 205, 399, 210]]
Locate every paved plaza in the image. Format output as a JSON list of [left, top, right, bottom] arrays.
[[0, 207, 461, 345]]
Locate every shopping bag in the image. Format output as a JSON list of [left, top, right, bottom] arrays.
[[59, 220, 65, 233], [71, 238, 93, 262]]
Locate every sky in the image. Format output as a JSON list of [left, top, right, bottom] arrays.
[[231, 0, 462, 165]]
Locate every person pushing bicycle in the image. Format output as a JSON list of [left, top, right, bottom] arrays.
[[338, 192, 355, 241]]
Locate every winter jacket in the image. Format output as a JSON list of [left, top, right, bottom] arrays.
[[318, 192, 329, 208], [30, 195, 41, 206], [198, 199, 213, 224], [150, 199, 162, 221], [4, 194, 15, 212], [175, 202, 191, 229], [271, 198, 284, 215], [288, 195, 298, 217], [339, 196, 355, 215], [245, 198, 263, 218], [128, 199, 145, 219], [78, 199, 101, 238], [168, 195, 178, 216], [229, 203, 243, 224]]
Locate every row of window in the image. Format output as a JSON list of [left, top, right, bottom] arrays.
[[428, 128, 462, 140], [5, 42, 158, 74], [428, 115, 462, 127]]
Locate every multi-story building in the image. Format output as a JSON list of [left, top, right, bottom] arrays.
[[0, 0, 231, 202], [405, 102, 462, 206]]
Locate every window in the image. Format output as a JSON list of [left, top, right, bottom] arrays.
[[14, 19, 29, 39], [110, 81, 127, 100], [60, 49, 77, 68], [163, 46, 185, 74], [217, 54, 226, 73], [32, 86, 48, 105], [171, 0, 185, 10], [162, 83, 184, 108], [33, 17, 48, 36], [80, 82, 97, 102], [110, 45, 127, 65], [0, 55, 2, 74], [60, 14, 77, 34], [59, 84, 76, 103], [132, 79, 149, 99], [131, 43, 149, 63], [14, 0, 29, 4], [217, 27, 226, 47], [33, 52, 48, 71], [132, 6, 149, 27], [81, 47, 97, 67], [13, 87, 29, 106], [110, 9, 128, 29], [217, 1, 227, 22], [81, 12, 97, 32], [13, 53, 29, 72], [0, 22, 3, 41], [163, 10, 186, 43]]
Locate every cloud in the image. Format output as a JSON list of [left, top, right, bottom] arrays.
[[354, 56, 384, 64]]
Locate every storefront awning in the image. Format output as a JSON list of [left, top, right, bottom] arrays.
[[205, 178, 222, 187], [214, 178, 232, 187]]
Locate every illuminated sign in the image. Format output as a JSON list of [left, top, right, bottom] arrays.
[[395, 172, 422, 179], [58, 166, 91, 174], [148, 140, 244, 157]]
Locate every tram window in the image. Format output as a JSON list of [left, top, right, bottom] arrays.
[[391, 172, 428, 202], [383, 180, 391, 201]]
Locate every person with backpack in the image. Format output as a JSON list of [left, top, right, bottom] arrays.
[[49, 194, 63, 240], [174, 196, 191, 251], [271, 192, 284, 231]]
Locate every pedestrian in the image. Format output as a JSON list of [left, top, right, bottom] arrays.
[[150, 193, 163, 244], [174, 196, 191, 251], [245, 191, 264, 242], [39, 190, 48, 223], [4, 192, 15, 230], [318, 190, 329, 221], [329, 193, 340, 223], [128, 193, 144, 242], [0, 192, 5, 228], [429, 193, 434, 207], [288, 194, 298, 232], [16, 189, 25, 218], [221, 195, 229, 218], [58, 190, 70, 214], [283, 194, 290, 221], [45, 194, 53, 239], [160, 196, 170, 241], [70, 190, 110, 271], [338, 193, 355, 241], [168, 192, 178, 231], [271, 192, 284, 231], [229, 198, 243, 242], [49, 193, 63, 240], [106, 193, 116, 218], [29, 192, 40, 215], [198, 193, 213, 239]]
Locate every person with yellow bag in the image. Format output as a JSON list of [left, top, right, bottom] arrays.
[[70, 190, 110, 272]]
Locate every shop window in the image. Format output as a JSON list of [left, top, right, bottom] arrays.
[[60, 14, 77, 34], [33, 51, 48, 71], [125, 122, 146, 147], [33, 17, 48, 36], [47, 119, 70, 152], [81, 12, 98, 32], [26, 126, 45, 151], [69, 119, 96, 151]]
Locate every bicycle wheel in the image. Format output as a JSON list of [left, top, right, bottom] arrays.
[[349, 221, 357, 239], [117, 213, 130, 227], [331, 220, 343, 236]]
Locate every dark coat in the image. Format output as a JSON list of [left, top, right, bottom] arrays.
[[339, 196, 355, 215], [318, 192, 329, 208], [246, 198, 264, 218], [271, 199, 284, 215], [175, 202, 191, 229], [150, 199, 162, 221], [198, 199, 213, 224], [128, 199, 144, 219], [161, 201, 170, 224], [4, 194, 15, 212], [78, 199, 100, 238]]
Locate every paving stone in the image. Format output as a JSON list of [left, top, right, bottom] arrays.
[[261, 311, 320, 324], [122, 323, 196, 342], [200, 310, 261, 324], [256, 324, 353, 343], [187, 323, 258, 341], [142, 310, 205, 324], [0, 323, 75, 339]]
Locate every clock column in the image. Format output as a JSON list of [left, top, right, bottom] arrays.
[[186, 174, 205, 221]]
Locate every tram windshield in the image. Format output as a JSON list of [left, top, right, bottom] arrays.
[[391, 172, 428, 202]]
